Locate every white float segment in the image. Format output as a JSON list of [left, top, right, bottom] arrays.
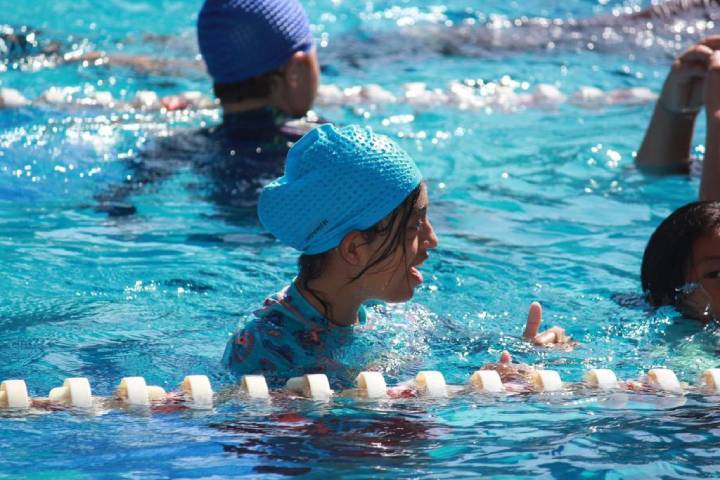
[[531, 370, 563, 392], [470, 370, 504, 393], [241, 375, 270, 399], [569, 86, 604, 107], [305, 374, 333, 400], [584, 369, 619, 390], [48, 378, 93, 408], [0, 88, 30, 108], [133, 90, 160, 110], [355, 371, 387, 398], [180, 91, 216, 109], [117, 377, 151, 406], [647, 369, 683, 394], [91, 91, 114, 106], [415, 371, 447, 397], [0, 380, 31, 409], [285, 374, 333, 400], [533, 84, 566, 105], [702, 369, 720, 394], [181, 375, 213, 407]]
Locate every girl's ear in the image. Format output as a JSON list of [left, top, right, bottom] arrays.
[[282, 50, 311, 89], [337, 231, 368, 266]]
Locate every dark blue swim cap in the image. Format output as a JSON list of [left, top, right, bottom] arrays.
[[197, 0, 314, 84]]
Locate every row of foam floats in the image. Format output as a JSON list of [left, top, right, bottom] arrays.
[[1, 368, 719, 411]]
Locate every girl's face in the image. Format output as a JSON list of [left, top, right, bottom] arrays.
[[360, 183, 438, 303], [684, 230, 720, 320]]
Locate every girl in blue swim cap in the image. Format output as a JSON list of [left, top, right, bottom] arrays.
[[223, 124, 437, 387], [223, 123, 571, 388]]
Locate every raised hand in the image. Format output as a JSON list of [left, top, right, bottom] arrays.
[[659, 36, 720, 115], [522, 301, 572, 347]]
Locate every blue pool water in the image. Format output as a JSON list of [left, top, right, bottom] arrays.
[[2, 0, 720, 477]]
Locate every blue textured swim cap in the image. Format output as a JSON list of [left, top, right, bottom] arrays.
[[258, 124, 423, 254], [197, 0, 314, 84]]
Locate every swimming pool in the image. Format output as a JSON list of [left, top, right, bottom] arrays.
[[2, 0, 720, 477]]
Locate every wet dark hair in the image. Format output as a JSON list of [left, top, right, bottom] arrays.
[[298, 184, 423, 318], [212, 70, 280, 104], [641, 201, 720, 307]]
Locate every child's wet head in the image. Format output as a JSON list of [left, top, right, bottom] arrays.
[[642, 201, 720, 320]]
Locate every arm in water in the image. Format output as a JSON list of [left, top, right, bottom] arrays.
[[701, 50, 720, 201]]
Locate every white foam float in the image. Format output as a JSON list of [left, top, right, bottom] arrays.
[[180, 91, 216, 109], [316, 84, 345, 106], [415, 371, 447, 397], [360, 84, 396, 104], [0, 379, 31, 409], [569, 86, 604, 108], [48, 378, 93, 408], [181, 375, 214, 408], [117, 377, 151, 406], [39, 86, 76, 105], [0, 88, 30, 108], [584, 369, 619, 390], [286, 374, 333, 400], [532, 84, 566, 105], [132, 90, 160, 110], [240, 375, 270, 399], [469, 370, 504, 393], [647, 369, 683, 394], [355, 371, 388, 399], [530, 370, 563, 392], [701, 369, 720, 394], [116, 377, 167, 406], [77, 90, 113, 107]]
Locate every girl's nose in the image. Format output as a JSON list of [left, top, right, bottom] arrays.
[[423, 218, 439, 249]]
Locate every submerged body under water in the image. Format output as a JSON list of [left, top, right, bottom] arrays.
[[2, 0, 720, 478]]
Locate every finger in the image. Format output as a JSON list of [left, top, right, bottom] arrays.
[[548, 326, 568, 343], [699, 35, 720, 50], [523, 301, 542, 340], [499, 350, 512, 364], [674, 45, 715, 77], [678, 44, 714, 63], [533, 330, 557, 346]]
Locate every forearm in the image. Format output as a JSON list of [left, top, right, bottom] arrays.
[[700, 114, 720, 201], [636, 103, 696, 174]]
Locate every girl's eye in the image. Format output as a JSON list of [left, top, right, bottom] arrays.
[[409, 218, 422, 231], [703, 270, 720, 279]]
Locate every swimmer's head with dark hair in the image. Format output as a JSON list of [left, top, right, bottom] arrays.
[[642, 201, 720, 320], [197, 0, 320, 117]]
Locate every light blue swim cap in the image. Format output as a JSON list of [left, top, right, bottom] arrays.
[[197, 0, 314, 84], [258, 124, 423, 254]]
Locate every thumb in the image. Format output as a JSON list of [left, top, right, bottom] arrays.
[[499, 350, 512, 364], [523, 301, 542, 340]]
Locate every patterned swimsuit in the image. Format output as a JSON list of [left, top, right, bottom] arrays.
[[223, 282, 374, 389]]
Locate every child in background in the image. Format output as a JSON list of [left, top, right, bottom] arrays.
[[97, 0, 323, 216], [224, 123, 570, 388], [637, 37, 720, 320], [196, 0, 321, 137]]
